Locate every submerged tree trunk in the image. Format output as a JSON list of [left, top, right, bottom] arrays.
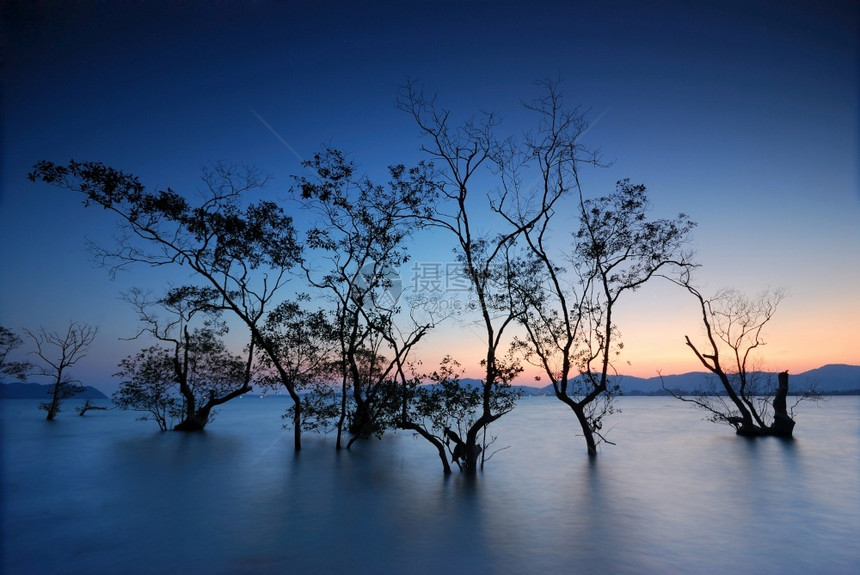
[[553, 389, 599, 455], [461, 417, 492, 475], [76, 400, 108, 416], [174, 404, 213, 431], [572, 403, 598, 456], [43, 378, 83, 421], [462, 437, 481, 475], [173, 383, 255, 433], [724, 370, 795, 438], [404, 422, 452, 474], [346, 396, 377, 449], [769, 371, 795, 437], [43, 373, 66, 420], [348, 400, 372, 440], [712, 369, 759, 436], [335, 375, 348, 450], [44, 386, 61, 421], [284, 382, 302, 451]]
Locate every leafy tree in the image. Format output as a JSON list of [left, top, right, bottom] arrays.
[[122, 287, 254, 431], [256, 298, 341, 434], [113, 345, 178, 431], [26, 322, 98, 420], [508, 175, 696, 455], [293, 149, 437, 448], [29, 162, 309, 446], [175, 328, 251, 430], [0, 325, 30, 382], [663, 276, 814, 436], [114, 328, 249, 432], [401, 356, 520, 474]]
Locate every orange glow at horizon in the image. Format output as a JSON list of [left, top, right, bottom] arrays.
[[415, 282, 860, 385]]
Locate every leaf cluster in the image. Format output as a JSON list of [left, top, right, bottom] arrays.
[[0, 325, 30, 382], [29, 160, 301, 279]]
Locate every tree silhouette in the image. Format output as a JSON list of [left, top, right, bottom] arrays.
[[664, 275, 815, 436], [29, 162, 309, 446], [400, 355, 520, 473], [113, 345, 178, 431], [293, 149, 437, 448], [120, 286, 254, 431], [257, 298, 340, 435], [508, 174, 696, 454]]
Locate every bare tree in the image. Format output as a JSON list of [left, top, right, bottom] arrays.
[[398, 82, 527, 473], [26, 322, 98, 420], [664, 274, 813, 436], [403, 80, 695, 462], [496, 81, 616, 456]]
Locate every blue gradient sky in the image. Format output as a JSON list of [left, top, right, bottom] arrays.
[[1, 1, 857, 389]]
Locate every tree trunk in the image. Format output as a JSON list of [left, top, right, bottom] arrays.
[[348, 400, 375, 444], [552, 390, 599, 456], [336, 376, 348, 450], [769, 371, 795, 437], [462, 444, 480, 475], [276, 381, 303, 451]]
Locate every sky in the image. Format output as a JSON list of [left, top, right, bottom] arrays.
[[1, 0, 858, 391]]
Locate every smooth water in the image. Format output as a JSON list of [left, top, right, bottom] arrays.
[[2, 396, 858, 574]]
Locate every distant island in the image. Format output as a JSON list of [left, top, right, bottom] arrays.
[[0, 382, 108, 400]]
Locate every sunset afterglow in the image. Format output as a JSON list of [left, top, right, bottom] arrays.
[[1, 1, 857, 391]]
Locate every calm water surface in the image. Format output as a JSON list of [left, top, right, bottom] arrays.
[[2, 396, 858, 574]]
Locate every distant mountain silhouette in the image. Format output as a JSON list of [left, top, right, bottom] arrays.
[[439, 377, 550, 397], [456, 378, 484, 390], [0, 382, 108, 400], [521, 364, 860, 395]]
